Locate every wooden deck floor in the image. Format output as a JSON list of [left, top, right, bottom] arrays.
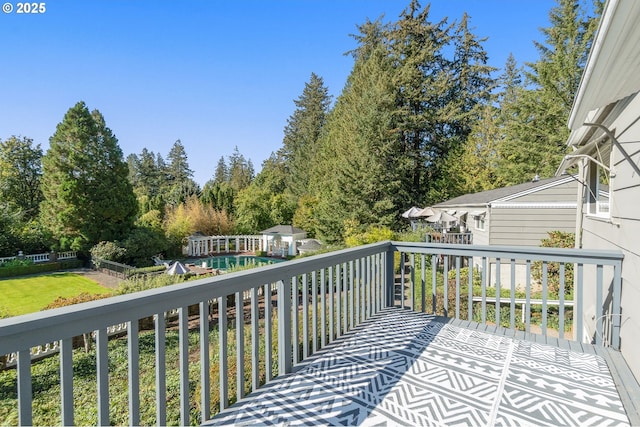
[[206, 308, 638, 426]]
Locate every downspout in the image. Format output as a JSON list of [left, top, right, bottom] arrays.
[[575, 162, 585, 249]]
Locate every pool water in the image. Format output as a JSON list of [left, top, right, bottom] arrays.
[[201, 255, 284, 270]]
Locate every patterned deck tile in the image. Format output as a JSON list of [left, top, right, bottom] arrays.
[[205, 309, 629, 426]]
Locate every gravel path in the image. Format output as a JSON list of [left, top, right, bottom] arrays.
[[70, 268, 124, 289]]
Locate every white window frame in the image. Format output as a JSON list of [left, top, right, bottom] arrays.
[[474, 216, 485, 231], [586, 161, 611, 218]]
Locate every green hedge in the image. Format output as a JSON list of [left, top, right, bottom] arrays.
[[0, 259, 83, 278]]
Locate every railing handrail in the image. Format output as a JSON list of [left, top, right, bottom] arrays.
[[392, 241, 624, 265], [0, 241, 389, 355]]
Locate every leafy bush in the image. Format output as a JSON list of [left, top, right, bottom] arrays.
[[119, 226, 169, 267], [532, 231, 575, 295], [89, 241, 127, 263], [0, 258, 33, 268], [344, 224, 395, 247]]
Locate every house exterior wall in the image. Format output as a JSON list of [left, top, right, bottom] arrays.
[[489, 205, 577, 247], [579, 93, 640, 381]]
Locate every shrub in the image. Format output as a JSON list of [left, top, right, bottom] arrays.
[[89, 241, 127, 263], [0, 259, 82, 278], [532, 231, 575, 295]]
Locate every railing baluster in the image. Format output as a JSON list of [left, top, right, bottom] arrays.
[[542, 262, 548, 336], [612, 260, 622, 350], [302, 273, 309, 358], [495, 258, 501, 327], [525, 261, 531, 333], [17, 349, 32, 426], [366, 256, 372, 320], [455, 256, 461, 319], [342, 262, 348, 332], [349, 260, 354, 329], [596, 264, 604, 346], [264, 284, 272, 382], [355, 259, 360, 325], [481, 257, 487, 324], [128, 319, 140, 426], [251, 287, 259, 392], [510, 259, 516, 330], [431, 254, 437, 314], [421, 255, 426, 313], [575, 264, 583, 343], [96, 328, 109, 426], [200, 300, 211, 421], [155, 313, 166, 426], [467, 257, 473, 321], [409, 253, 415, 311], [400, 252, 405, 308], [277, 279, 293, 375], [291, 278, 298, 366], [320, 268, 327, 347], [443, 255, 449, 317], [329, 266, 335, 341], [179, 306, 190, 426], [236, 291, 245, 399], [559, 264, 565, 340], [336, 263, 342, 337], [311, 270, 318, 351], [218, 296, 228, 410], [60, 337, 74, 426]]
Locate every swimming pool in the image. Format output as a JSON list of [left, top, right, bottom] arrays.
[[200, 255, 284, 270]]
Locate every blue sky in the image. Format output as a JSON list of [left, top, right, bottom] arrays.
[[0, 0, 557, 186]]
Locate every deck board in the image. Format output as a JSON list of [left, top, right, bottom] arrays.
[[206, 308, 631, 426]]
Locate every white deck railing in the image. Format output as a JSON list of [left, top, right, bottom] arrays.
[[0, 241, 623, 426]]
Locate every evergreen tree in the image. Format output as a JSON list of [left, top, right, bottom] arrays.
[[227, 146, 254, 192], [165, 140, 200, 206], [311, 41, 399, 243], [280, 73, 331, 197], [41, 101, 137, 251], [213, 156, 228, 183], [497, 0, 600, 184], [0, 136, 43, 220]]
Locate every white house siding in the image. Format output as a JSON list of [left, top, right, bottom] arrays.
[[505, 181, 578, 203], [579, 107, 640, 382]]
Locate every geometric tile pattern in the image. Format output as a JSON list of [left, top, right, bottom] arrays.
[[205, 308, 630, 426]]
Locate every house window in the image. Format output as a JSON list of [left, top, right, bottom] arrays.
[[474, 216, 485, 231], [587, 162, 610, 217]]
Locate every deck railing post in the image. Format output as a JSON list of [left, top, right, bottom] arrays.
[[612, 259, 622, 350], [385, 245, 395, 308]]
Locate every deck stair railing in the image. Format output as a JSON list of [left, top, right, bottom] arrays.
[[0, 241, 623, 426]]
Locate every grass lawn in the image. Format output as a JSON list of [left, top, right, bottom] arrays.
[[0, 273, 113, 316]]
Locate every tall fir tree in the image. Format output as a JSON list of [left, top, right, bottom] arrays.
[[41, 101, 137, 251], [280, 73, 331, 198], [497, 0, 600, 184], [165, 140, 200, 206]]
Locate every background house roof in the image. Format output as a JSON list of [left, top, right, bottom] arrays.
[[434, 176, 573, 207], [260, 225, 306, 235]]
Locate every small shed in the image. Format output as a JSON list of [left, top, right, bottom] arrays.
[[260, 225, 307, 257], [297, 239, 323, 255]]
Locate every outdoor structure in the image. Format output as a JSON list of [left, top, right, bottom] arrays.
[[556, 0, 640, 382], [433, 175, 579, 247], [186, 234, 263, 257], [260, 225, 307, 257], [432, 176, 579, 286]]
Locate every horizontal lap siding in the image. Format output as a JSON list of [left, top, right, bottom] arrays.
[[581, 104, 640, 381], [489, 207, 577, 246], [509, 181, 579, 203]]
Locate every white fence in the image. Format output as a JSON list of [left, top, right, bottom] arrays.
[[0, 251, 77, 264]]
